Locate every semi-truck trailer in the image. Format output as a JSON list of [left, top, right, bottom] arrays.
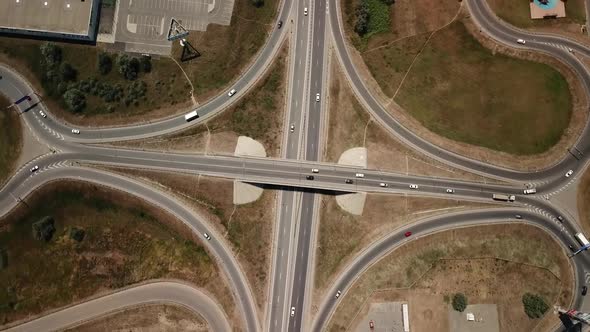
[[184, 110, 199, 122], [575, 233, 590, 246], [492, 194, 515, 202]]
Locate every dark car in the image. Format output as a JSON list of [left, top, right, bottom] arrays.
[[583, 286, 587, 296], [306, 175, 314, 180], [345, 179, 353, 184], [557, 215, 564, 222], [278, 20, 283, 29], [570, 244, 576, 252]]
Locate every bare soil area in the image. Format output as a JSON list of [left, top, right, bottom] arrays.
[[577, 164, 590, 234], [0, 95, 22, 186], [67, 304, 207, 332], [112, 39, 288, 158], [0, 181, 237, 329], [96, 167, 276, 315], [325, 224, 573, 332]]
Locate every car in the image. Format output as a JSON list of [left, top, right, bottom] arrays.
[[290, 307, 295, 317], [355, 173, 364, 178], [516, 38, 526, 45], [566, 170, 574, 178], [557, 215, 564, 222], [379, 183, 388, 188], [290, 124, 295, 132], [227, 89, 236, 97], [404, 231, 412, 237], [446, 188, 454, 194], [39, 110, 47, 118], [306, 175, 314, 180], [312, 168, 319, 173], [583, 286, 588, 296], [30, 165, 39, 172], [409, 184, 418, 189], [316, 93, 320, 102], [71, 129, 80, 134], [203, 232, 211, 240], [523, 188, 536, 195], [369, 320, 375, 329], [568, 47, 574, 53], [335, 290, 342, 299], [569, 244, 576, 252], [515, 215, 522, 219], [345, 179, 353, 184], [304, 7, 308, 15], [278, 20, 283, 29]]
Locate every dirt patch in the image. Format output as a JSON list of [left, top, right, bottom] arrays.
[[0, 95, 22, 186], [112, 38, 288, 158], [325, 58, 499, 183], [67, 304, 207, 332], [577, 165, 590, 234], [0, 180, 237, 329], [325, 224, 573, 332], [95, 167, 276, 316]]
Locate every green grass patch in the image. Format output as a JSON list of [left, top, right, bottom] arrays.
[[394, 21, 572, 155], [364, 0, 391, 38], [488, 0, 586, 28], [0, 96, 22, 186], [0, 182, 217, 324]]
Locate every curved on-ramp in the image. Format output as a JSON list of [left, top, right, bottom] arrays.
[[2, 281, 231, 332]]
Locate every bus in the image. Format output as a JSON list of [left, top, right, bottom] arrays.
[[184, 110, 198, 122], [575, 233, 590, 247]]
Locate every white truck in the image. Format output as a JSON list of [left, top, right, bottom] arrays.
[[575, 233, 590, 247], [184, 110, 199, 122], [493, 194, 515, 202]]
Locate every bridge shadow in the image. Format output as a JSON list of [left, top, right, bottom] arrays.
[[244, 182, 353, 196]]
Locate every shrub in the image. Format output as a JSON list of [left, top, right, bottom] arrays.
[[0, 249, 7, 270], [40, 42, 62, 68], [60, 62, 77, 82], [140, 56, 152, 73], [69, 228, 85, 242], [98, 52, 113, 75], [32, 216, 56, 242], [251, 0, 264, 7], [452, 293, 467, 312], [63, 88, 87, 113], [117, 54, 140, 80], [522, 293, 549, 319]]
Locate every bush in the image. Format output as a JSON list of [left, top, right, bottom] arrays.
[[98, 52, 113, 75], [32, 216, 56, 242], [140, 56, 152, 73], [452, 293, 467, 312], [0, 248, 7, 270], [63, 88, 86, 113], [59, 62, 77, 82], [69, 228, 85, 242], [522, 293, 549, 319], [40, 42, 62, 68], [354, 1, 370, 36], [117, 54, 140, 80], [251, 0, 264, 7]]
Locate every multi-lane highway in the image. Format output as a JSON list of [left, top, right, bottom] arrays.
[[4, 0, 590, 330]]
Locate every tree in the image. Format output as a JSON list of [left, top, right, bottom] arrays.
[[60, 62, 77, 82], [522, 293, 549, 319], [251, 0, 264, 7], [97, 52, 113, 75], [40, 42, 62, 68], [452, 293, 467, 312], [140, 56, 152, 73], [354, 1, 370, 36], [63, 88, 86, 113], [69, 228, 85, 242], [117, 54, 140, 80], [32, 216, 56, 242]]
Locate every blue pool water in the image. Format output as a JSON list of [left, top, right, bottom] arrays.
[[533, 0, 558, 10]]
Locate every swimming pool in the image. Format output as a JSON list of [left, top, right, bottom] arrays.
[[533, 0, 558, 10]]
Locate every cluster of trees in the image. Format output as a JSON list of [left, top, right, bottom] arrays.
[[116, 54, 151, 80], [32, 216, 56, 242], [452, 293, 467, 312], [522, 293, 549, 319], [125, 80, 147, 106], [39, 43, 78, 97], [353, 0, 395, 37]]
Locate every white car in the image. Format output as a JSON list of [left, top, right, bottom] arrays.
[[71, 129, 80, 134], [203, 232, 211, 240], [568, 47, 574, 53], [409, 184, 418, 189], [379, 183, 388, 188], [446, 188, 454, 194], [566, 170, 574, 178], [523, 188, 536, 195], [304, 7, 308, 15], [39, 110, 47, 118], [290, 124, 295, 132], [316, 93, 320, 102], [335, 290, 342, 299], [516, 39, 526, 45], [228, 89, 236, 97], [355, 173, 365, 178], [290, 307, 295, 317], [30, 165, 39, 172], [312, 168, 319, 173]]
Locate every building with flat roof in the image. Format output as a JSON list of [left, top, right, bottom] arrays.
[[0, 0, 101, 43]]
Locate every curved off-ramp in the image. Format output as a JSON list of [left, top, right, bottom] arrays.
[[2, 281, 231, 332]]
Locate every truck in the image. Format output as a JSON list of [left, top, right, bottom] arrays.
[[575, 233, 590, 247], [493, 194, 515, 202], [184, 110, 199, 122]]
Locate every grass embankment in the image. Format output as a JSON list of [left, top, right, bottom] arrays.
[[0, 95, 22, 186], [68, 304, 207, 332], [395, 21, 572, 155], [172, 0, 279, 100], [487, 0, 586, 29], [99, 168, 275, 312], [577, 166, 590, 234], [0, 181, 234, 326], [116, 40, 288, 157], [327, 224, 572, 332]]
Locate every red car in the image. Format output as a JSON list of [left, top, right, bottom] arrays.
[[369, 320, 374, 329], [404, 231, 412, 237]]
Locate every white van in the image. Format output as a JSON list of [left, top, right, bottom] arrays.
[[523, 188, 537, 195], [355, 173, 365, 178]]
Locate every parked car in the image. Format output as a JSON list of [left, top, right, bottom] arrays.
[[203, 233, 211, 240], [227, 89, 237, 97]]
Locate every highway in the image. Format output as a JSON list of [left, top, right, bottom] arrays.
[[3, 0, 590, 330], [4, 281, 231, 332]]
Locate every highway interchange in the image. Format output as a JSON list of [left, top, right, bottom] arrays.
[[2, 0, 590, 331]]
